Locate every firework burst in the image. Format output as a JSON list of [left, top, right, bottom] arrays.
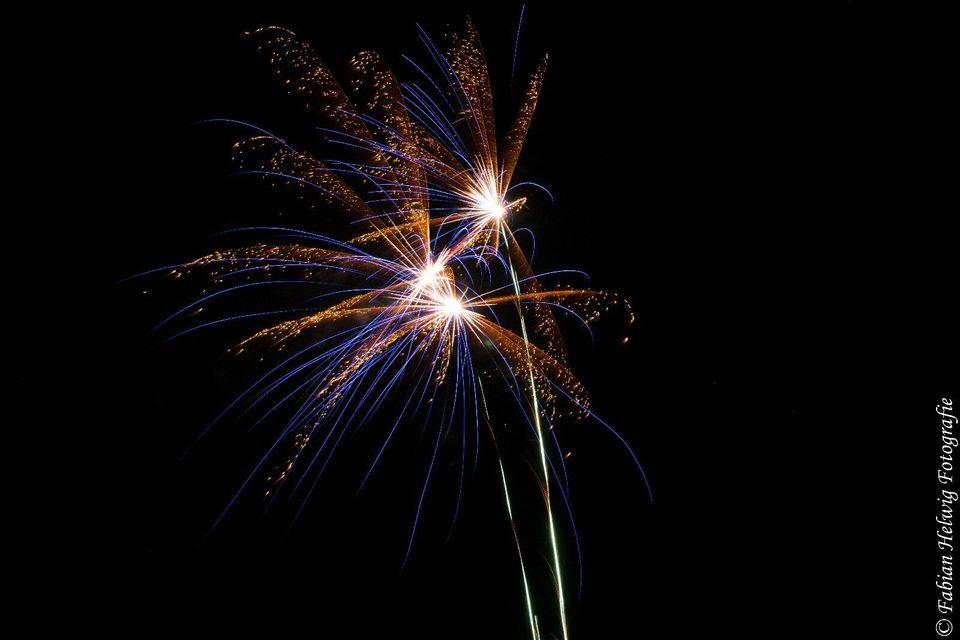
[[144, 18, 648, 640]]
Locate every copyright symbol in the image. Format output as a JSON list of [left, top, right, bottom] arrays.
[[937, 619, 954, 636]]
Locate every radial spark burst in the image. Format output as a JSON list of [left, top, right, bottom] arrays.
[[146, 19, 648, 640]]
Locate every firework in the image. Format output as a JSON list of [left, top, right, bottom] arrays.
[[147, 18, 648, 640]]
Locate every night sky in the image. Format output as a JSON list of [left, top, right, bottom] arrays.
[[12, 4, 953, 638]]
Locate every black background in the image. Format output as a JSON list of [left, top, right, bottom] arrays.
[[12, 3, 954, 638]]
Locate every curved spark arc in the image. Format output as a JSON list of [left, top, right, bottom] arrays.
[[145, 18, 647, 640]]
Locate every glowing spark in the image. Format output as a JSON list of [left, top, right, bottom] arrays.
[[487, 202, 506, 219], [473, 187, 506, 220], [415, 261, 444, 290], [439, 295, 464, 318]]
